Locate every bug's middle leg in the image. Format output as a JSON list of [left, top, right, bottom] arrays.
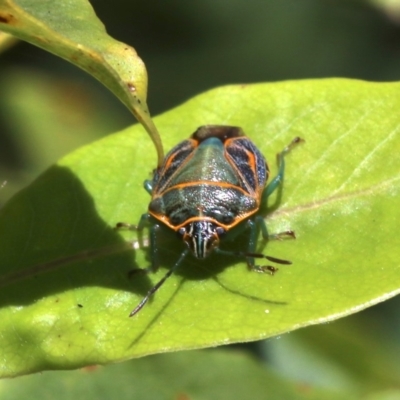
[[245, 216, 294, 274]]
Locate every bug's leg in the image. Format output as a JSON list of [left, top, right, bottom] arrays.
[[115, 211, 153, 231], [243, 217, 293, 274], [115, 213, 152, 243], [115, 214, 160, 274], [146, 222, 160, 273], [255, 215, 296, 241], [245, 218, 275, 274], [134, 214, 160, 273], [262, 136, 302, 203], [130, 248, 189, 317]]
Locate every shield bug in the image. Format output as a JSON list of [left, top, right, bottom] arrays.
[[117, 125, 301, 316]]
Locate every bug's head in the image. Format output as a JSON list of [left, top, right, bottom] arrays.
[[178, 221, 225, 259]]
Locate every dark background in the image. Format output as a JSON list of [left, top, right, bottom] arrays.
[[0, 0, 399, 391], [1, 0, 400, 187]]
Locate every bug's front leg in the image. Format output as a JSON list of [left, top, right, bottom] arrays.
[[115, 212, 151, 232], [115, 213, 160, 274], [245, 216, 294, 274], [255, 215, 296, 242], [262, 136, 303, 203]]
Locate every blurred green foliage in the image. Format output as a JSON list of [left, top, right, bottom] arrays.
[[0, 0, 399, 398], [2, 0, 400, 196]]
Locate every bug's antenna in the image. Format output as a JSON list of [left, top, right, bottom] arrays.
[[130, 249, 189, 317]]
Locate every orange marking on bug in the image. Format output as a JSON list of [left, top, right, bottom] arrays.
[[153, 181, 259, 198], [148, 211, 260, 231]]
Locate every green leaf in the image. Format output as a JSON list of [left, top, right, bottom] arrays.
[[0, 0, 163, 165], [0, 79, 399, 377], [0, 349, 351, 400], [0, 67, 124, 174]]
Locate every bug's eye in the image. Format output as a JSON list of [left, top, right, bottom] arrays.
[[221, 213, 234, 224], [177, 227, 186, 237], [216, 227, 225, 237]]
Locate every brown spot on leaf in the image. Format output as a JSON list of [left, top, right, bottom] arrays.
[[33, 35, 50, 45], [82, 365, 99, 372], [127, 83, 136, 92], [175, 393, 191, 400], [0, 13, 15, 24]]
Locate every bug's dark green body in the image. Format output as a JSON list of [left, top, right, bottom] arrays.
[[149, 126, 267, 233], [119, 125, 301, 316]]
